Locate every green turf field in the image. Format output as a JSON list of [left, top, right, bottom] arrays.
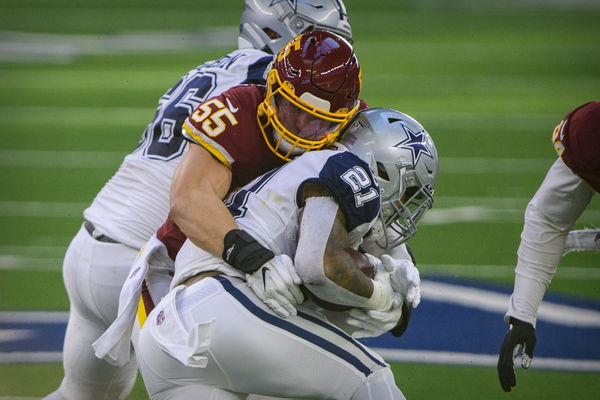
[[1, 0, 599, 398]]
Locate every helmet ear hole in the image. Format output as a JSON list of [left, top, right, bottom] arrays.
[[263, 27, 282, 40], [376, 162, 389, 181]]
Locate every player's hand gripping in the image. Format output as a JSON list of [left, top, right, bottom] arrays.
[[345, 293, 403, 338], [381, 254, 421, 308], [497, 317, 536, 392], [246, 254, 304, 318]]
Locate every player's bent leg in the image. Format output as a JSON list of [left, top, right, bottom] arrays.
[[137, 275, 400, 399], [44, 224, 139, 400], [45, 306, 138, 400], [136, 319, 245, 400], [351, 368, 406, 400]]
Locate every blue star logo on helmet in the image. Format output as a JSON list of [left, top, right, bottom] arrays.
[[394, 124, 433, 164]]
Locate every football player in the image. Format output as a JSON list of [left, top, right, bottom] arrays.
[[497, 101, 600, 392], [45, 2, 354, 400], [134, 108, 439, 399], [93, 26, 364, 365], [137, 28, 364, 314]]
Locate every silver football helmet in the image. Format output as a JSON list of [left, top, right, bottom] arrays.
[[337, 108, 439, 249], [238, 0, 352, 54]]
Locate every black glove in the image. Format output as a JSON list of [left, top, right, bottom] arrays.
[[222, 229, 274, 274], [497, 317, 536, 392], [389, 301, 411, 337]]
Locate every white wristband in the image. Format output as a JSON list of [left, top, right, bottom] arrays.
[[365, 279, 393, 311]]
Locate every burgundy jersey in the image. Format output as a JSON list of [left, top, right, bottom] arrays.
[[552, 101, 600, 192], [181, 85, 285, 189], [158, 85, 287, 258], [157, 85, 370, 258]]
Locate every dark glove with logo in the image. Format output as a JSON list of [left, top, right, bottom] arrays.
[[497, 317, 536, 392]]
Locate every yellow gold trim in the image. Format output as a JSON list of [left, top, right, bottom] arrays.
[[182, 121, 232, 168], [137, 296, 147, 328], [257, 68, 358, 161], [271, 69, 358, 123]]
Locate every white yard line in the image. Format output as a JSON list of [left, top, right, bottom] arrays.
[[0, 312, 69, 324], [0, 148, 554, 174], [0, 150, 124, 168], [420, 263, 600, 279], [421, 280, 600, 327], [0, 106, 150, 126], [0, 201, 87, 217], [3, 348, 600, 372], [0, 351, 62, 364], [373, 349, 600, 372], [0, 256, 64, 271], [0, 28, 237, 63], [2, 307, 599, 371], [0, 397, 42, 400]]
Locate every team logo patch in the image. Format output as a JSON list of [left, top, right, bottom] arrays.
[[394, 124, 434, 164], [156, 310, 165, 325]]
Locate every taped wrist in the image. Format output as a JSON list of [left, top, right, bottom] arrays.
[[222, 229, 274, 273], [365, 279, 393, 311]]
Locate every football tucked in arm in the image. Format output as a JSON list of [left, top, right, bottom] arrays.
[[301, 248, 375, 311]]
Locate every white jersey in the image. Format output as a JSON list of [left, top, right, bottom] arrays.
[[84, 48, 274, 249], [173, 150, 381, 288], [506, 157, 596, 325]]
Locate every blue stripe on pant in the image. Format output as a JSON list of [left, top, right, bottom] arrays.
[[213, 275, 383, 377]]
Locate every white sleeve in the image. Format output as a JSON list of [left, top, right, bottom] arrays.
[[294, 197, 381, 308], [506, 158, 594, 326]]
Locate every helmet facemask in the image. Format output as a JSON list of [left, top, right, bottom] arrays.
[[258, 66, 358, 161], [337, 107, 439, 249], [376, 163, 435, 249]]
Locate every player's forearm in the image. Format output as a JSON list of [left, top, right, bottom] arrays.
[[506, 159, 594, 324], [170, 190, 237, 257], [295, 196, 380, 308], [170, 144, 235, 257], [506, 203, 570, 325], [322, 247, 373, 298]]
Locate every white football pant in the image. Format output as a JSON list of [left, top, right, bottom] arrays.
[[44, 224, 139, 400], [136, 275, 405, 400]]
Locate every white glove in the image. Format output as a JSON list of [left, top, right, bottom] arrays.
[[345, 294, 403, 338], [564, 228, 600, 253], [246, 254, 304, 318], [381, 254, 421, 308]]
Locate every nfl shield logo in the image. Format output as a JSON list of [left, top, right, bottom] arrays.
[[129, 266, 141, 279], [156, 310, 165, 325]]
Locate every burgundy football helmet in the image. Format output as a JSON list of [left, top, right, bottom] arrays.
[[257, 30, 361, 161]]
